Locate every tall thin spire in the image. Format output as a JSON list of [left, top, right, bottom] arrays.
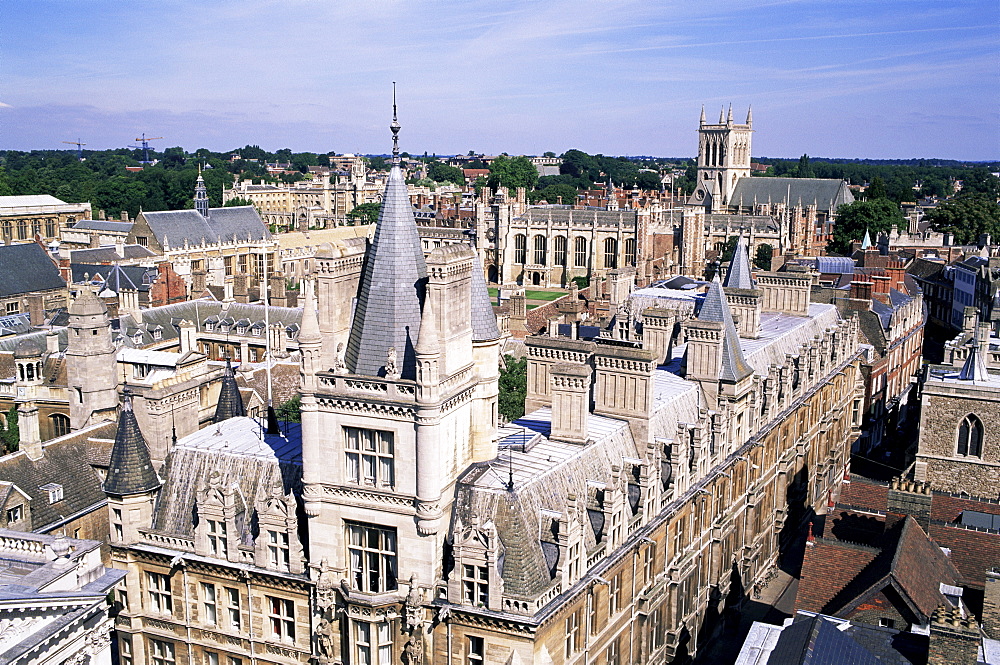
[[103, 392, 161, 496], [746, 105, 753, 125], [698, 275, 754, 382], [390, 82, 401, 165], [213, 357, 246, 422], [700, 105, 706, 125], [727, 103, 733, 123]]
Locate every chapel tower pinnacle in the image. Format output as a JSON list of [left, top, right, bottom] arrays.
[[690, 104, 753, 211], [194, 165, 209, 219]]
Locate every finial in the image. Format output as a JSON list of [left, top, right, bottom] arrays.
[[746, 105, 753, 125], [390, 82, 401, 164], [727, 103, 733, 123], [700, 105, 706, 125]]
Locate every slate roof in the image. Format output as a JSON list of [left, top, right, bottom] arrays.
[[71, 220, 133, 233], [103, 395, 161, 496], [0, 243, 65, 297], [68, 245, 156, 263], [139, 206, 270, 248], [0, 422, 116, 531], [696, 276, 754, 382], [767, 612, 881, 665], [345, 162, 427, 379], [515, 206, 638, 227], [470, 253, 501, 341], [214, 358, 247, 422], [0, 195, 71, 208], [723, 236, 756, 289], [729, 177, 855, 212], [71, 264, 153, 293]]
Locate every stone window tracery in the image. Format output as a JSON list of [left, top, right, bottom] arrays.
[[514, 234, 526, 264], [957, 414, 983, 457]]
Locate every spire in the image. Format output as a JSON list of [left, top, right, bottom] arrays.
[[746, 105, 753, 125], [698, 276, 754, 382], [719, 107, 725, 124], [298, 280, 321, 345], [213, 357, 246, 422], [195, 166, 209, 219], [723, 235, 756, 290], [700, 105, 706, 125], [958, 340, 991, 382], [470, 252, 501, 341], [727, 103, 733, 123], [103, 392, 160, 496], [344, 103, 428, 379], [390, 82, 401, 165], [860, 228, 872, 250]]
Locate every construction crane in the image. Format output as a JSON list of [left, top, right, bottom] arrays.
[[61, 139, 86, 161], [130, 133, 163, 164]]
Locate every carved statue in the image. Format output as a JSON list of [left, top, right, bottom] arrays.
[[332, 343, 346, 373], [404, 574, 423, 632], [315, 618, 335, 659], [385, 346, 399, 379], [316, 558, 338, 611], [402, 635, 423, 665]]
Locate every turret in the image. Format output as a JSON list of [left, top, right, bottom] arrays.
[[105, 392, 161, 545], [194, 167, 210, 219], [213, 357, 246, 422], [66, 285, 118, 430]]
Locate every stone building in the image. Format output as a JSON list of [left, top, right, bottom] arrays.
[[915, 326, 1000, 497], [0, 194, 92, 246], [0, 242, 68, 325]]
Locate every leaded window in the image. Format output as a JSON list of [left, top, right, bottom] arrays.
[[958, 414, 984, 457], [553, 236, 567, 265], [345, 427, 394, 488], [147, 571, 173, 615], [348, 523, 397, 593], [462, 564, 488, 606], [208, 519, 227, 558], [574, 237, 588, 267], [514, 234, 526, 264], [604, 237, 618, 269]]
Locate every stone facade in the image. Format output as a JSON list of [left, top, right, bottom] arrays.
[[0, 194, 92, 245]]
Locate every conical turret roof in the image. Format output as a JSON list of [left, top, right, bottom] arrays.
[[68, 284, 107, 317], [470, 253, 500, 342], [214, 357, 246, 422], [723, 236, 756, 290], [103, 393, 160, 496], [344, 113, 427, 379], [698, 276, 754, 382], [958, 340, 991, 382]]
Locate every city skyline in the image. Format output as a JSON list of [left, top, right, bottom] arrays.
[[2, 0, 998, 160]]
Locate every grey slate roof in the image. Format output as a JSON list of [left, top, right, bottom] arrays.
[[697, 276, 754, 382], [103, 395, 161, 496], [214, 358, 247, 422], [71, 220, 133, 233], [723, 236, 756, 290], [767, 613, 882, 665], [0, 244, 65, 297], [68, 245, 156, 262], [345, 164, 427, 379], [71, 264, 153, 293], [140, 206, 270, 248], [470, 253, 501, 341], [0, 422, 116, 531], [730, 177, 854, 212]]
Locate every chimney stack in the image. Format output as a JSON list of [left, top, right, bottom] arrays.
[[549, 363, 592, 445]]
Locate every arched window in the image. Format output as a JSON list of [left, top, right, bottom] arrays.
[[45, 218, 57, 237], [50, 413, 71, 439], [957, 414, 984, 457], [31, 220, 41, 237], [553, 236, 567, 266], [574, 237, 588, 267], [624, 238, 637, 266], [16, 220, 28, 240], [533, 235, 546, 266], [604, 238, 618, 269], [513, 234, 526, 264], [1, 222, 11, 242]]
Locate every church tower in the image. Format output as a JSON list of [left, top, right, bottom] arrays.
[[301, 98, 502, 661], [66, 284, 119, 430], [194, 167, 210, 219], [688, 104, 753, 212]]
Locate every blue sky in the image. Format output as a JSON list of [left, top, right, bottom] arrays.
[[2, 0, 998, 159]]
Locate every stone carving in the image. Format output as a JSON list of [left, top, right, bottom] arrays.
[[316, 558, 338, 612], [332, 343, 346, 374], [402, 634, 423, 665], [385, 346, 400, 379], [404, 574, 423, 632], [315, 618, 335, 660]]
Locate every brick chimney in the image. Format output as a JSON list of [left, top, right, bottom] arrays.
[[928, 605, 981, 665], [233, 274, 249, 304], [849, 280, 874, 302], [886, 477, 933, 529], [26, 295, 44, 327]]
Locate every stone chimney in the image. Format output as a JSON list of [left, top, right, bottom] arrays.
[[114, 236, 125, 260], [886, 477, 933, 529], [983, 569, 1000, 638], [120, 211, 129, 224], [191, 270, 207, 295], [642, 307, 675, 365], [269, 272, 287, 308], [223, 278, 234, 302], [17, 401, 42, 460], [26, 295, 44, 327], [45, 331, 59, 355], [509, 289, 527, 334], [927, 605, 981, 665], [549, 363, 592, 445], [178, 319, 197, 355], [233, 274, 249, 304]]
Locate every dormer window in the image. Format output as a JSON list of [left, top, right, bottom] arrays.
[[41, 483, 63, 504], [152, 328, 162, 341], [133, 364, 150, 379], [462, 564, 489, 606], [6, 505, 23, 523]]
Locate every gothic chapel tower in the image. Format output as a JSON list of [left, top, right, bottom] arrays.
[[693, 104, 753, 211], [300, 99, 502, 660]]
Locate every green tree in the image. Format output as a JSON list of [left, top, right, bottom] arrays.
[[0, 407, 18, 454], [571, 276, 589, 289], [866, 176, 888, 200], [530, 183, 578, 205], [961, 168, 1000, 199], [828, 199, 905, 255], [926, 195, 1000, 245], [347, 202, 380, 226], [797, 154, 814, 178], [543, 151, 556, 158], [498, 355, 527, 422], [488, 156, 538, 191], [427, 162, 465, 185], [276, 395, 301, 423], [224, 197, 255, 208], [754, 243, 773, 270]]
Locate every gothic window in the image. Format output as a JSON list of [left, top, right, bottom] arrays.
[[354, 620, 392, 665], [1, 222, 11, 242], [624, 238, 637, 266], [267, 530, 290, 571], [957, 414, 984, 457], [347, 523, 397, 592], [553, 235, 567, 266], [50, 414, 70, 438], [150, 640, 175, 665], [345, 427, 394, 488], [207, 519, 227, 558], [31, 220, 40, 236], [467, 636, 485, 665], [514, 234, 526, 264], [462, 564, 489, 606], [533, 235, 547, 266], [574, 237, 588, 267], [201, 583, 217, 626], [146, 572, 173, 615], [604, 238, 618, 269], [266, 596, 294, 642], [45, 218, 57, 237], [16, 220, 28, 240]]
